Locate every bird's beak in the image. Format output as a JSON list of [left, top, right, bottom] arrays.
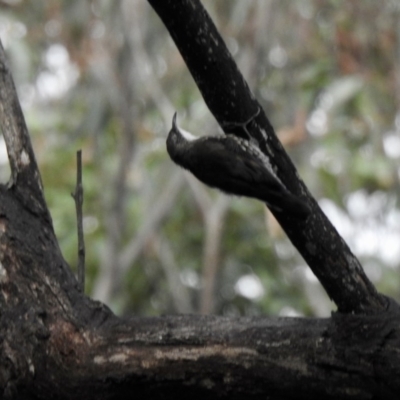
[[172, 112, 178, 130]]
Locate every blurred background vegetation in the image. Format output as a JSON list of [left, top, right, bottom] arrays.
[[1, 0, 400, 317]]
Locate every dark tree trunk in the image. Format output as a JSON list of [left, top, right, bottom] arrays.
[[0, 1, 399, 399]]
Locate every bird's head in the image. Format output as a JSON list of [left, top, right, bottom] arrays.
[[166, 113, 197, 162]]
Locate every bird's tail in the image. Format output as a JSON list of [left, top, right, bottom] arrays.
[[262, 191, 311, 220]]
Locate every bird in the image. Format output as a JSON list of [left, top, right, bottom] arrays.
[[166, 113, 310, 219]]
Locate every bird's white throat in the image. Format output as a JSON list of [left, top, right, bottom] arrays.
[[179, 127, 198, 141]]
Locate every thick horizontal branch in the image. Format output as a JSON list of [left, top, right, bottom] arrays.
[[3, 300, 400, 399], [67, 309, 400, 400], [148, 0, 387, 315]]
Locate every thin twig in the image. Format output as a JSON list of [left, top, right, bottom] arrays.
[[72, 150, 85, 292]]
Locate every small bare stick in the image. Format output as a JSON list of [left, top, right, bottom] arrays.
[[71, 150, 85, 292]]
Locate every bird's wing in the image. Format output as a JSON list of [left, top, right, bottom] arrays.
[[181, 136, 310, 218], [230, 155, 283, 189], [191, 137, 284, 190]]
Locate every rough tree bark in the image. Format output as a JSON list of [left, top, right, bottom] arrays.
[[0, 1, 399, 399]]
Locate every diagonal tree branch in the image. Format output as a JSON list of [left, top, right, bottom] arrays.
[[0, 42, 50, 222], [148, 0, 387, 315]]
